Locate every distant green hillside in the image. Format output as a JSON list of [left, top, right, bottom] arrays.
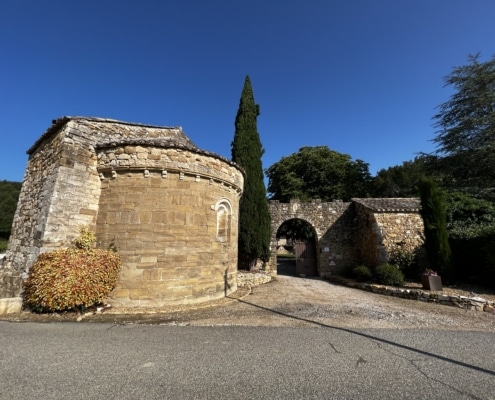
[[0, 180, 21, 251]]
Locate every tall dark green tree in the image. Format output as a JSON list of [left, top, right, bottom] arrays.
[[418, 177, 453, 281], [432, 53, 495, 189], [231, 76, 271, 270]]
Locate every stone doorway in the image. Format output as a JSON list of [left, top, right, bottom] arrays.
[[274, 217, 317, 276]]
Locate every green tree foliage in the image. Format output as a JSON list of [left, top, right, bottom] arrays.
[[231, 76, 271, 270], [432, 53, 495, 189], [371, 156, 446, 197], [445, 191, 495, 287], [419, 177, 453, 281], [265, 146, 372, 202], [277, 219, 315, 241], [0, 180, 22, 244], [445, 191, 495, 239], [372, 158, 423, 197]]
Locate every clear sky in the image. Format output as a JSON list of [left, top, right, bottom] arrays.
[[1, 0, 494, 182]]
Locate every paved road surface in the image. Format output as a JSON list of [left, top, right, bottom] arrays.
[[1, 321, 494, 399]]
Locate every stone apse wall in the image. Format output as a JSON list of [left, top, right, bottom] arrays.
[[268, 198, 424, 276], [0, 117, 244, 307], [96, 145, 244, 307]]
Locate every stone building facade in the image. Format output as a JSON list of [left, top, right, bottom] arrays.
[[0, 117, 244, 307], [268, 198, 424, 276]]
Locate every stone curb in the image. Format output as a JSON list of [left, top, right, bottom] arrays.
[[0, 297, 22, 315], [327, 275, 495, 314]]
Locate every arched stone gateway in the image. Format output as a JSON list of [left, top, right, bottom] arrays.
[[268, 198, 424, 277]]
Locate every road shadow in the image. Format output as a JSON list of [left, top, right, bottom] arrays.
[[227, 295, 495, 378]]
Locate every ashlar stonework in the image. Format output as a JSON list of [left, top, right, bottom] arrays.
[[268, 198, 424, 276], [0, 117, 244, 307]]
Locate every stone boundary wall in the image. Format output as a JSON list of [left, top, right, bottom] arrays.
[[269, 198, 424, 277], [237, 271, 272, 288], [328, 276, 495, 314]]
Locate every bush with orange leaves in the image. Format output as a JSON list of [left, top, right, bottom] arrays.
[[23, 227, 121, 313]]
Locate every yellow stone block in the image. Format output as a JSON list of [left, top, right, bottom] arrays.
[[128, 288, 151, 300], [111, 288, 130, 298], [140, 256, 157, 263]]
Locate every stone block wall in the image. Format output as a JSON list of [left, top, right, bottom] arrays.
[[354, 201, 424, 267], [95, 145, 243, 307], [317, 203, 359, 275], [270, 198, 425, 278], [1, 121, 101, 297]]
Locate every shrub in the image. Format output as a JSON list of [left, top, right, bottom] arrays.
[[352, 265, 373, 282], [23, 227, 121, 313], [339, 263, 355, 279], [73, 225, 97, 250], [374, 264, 405, 287], [389, 244, 419, 278]]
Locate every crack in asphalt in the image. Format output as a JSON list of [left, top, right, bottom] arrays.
[[372, 341, 485, 400], [328, 342, 341, 354]]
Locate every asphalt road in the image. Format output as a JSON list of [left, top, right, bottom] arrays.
[[1, 321, 494, 399]]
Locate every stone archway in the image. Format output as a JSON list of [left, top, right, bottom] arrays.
[[268, 199, 356, 277], [275, 218, 317, 276]]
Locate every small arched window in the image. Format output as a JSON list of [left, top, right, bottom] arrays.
[[215, 199, 232, 242]]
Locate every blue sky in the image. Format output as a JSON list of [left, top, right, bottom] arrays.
[[1, 0, 495, 183]]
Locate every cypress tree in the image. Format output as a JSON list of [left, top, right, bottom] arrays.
[[418, 177, 453, 281], [231, 76, 271, 270]]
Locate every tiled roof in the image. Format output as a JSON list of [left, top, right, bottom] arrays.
[[352, 198, 420, 212]]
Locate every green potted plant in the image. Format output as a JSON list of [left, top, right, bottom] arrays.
[[421, 269, 443, 291]]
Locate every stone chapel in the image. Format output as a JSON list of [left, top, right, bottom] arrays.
[[1, 117, 244, 307]]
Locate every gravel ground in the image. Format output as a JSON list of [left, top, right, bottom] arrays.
[[4, 275, 495, 331], [162, 275, 495, 331]]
